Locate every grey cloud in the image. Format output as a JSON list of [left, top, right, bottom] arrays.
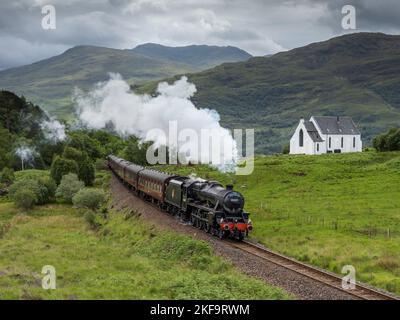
[[0, 0, 399, 70]]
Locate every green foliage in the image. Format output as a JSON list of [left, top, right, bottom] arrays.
[[73, 188, 105, 211], [62, 146, 95, 186], [8, 175, 55, 207], [50, 156, 78, 184], [122, 137, 152, 165], [282, 143, 290, 154], [0, 126, 13, 169], [373, 128, 400, 151], [83, 210, 101, 230], [67, 131, 103, 160], [12, 188, 36, 210], [0, 167, 15, 184], [77, 157, 95, 186], [55, 173, 84, 203]]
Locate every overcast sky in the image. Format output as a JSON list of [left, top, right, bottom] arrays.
[[0, 0, 400, 70]]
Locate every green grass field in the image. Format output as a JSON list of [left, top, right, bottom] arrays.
[[0, 187, 290, 299], [156, 151, 400, 294]]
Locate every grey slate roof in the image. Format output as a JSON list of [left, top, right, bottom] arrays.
[[304, 121, 324, 142], [312, 116, 360, 135]]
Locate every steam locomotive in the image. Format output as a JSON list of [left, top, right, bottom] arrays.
[[107, 155, 252, 240]]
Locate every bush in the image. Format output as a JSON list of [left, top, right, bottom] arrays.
[[95, 159, 107, 171], [56, 173, 84, 203], [13, 188, 37, 210], [38, 176, 57, 203], [9, 176, 56, 206], [373, 128, 400, 152], [73, 188, 105, 211], [83, 210, 100, 230], [50, 156, 78, 184], [0, 167, 15, 184], [282, 143, 290, 154]]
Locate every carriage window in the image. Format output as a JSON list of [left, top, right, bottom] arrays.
[[353, 137, 356, 148], [341, 137, 344, 148], [299, 129, 304, 147], [317, 143, 319, 152], [329, 137, 331, 149]]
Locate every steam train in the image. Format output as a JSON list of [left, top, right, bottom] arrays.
[[107, 155, 252, 240]]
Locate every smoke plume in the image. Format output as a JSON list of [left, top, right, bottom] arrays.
[[15, 145, 38, 170], [40, 118, 66, 143], [74, 74, 237, 169]]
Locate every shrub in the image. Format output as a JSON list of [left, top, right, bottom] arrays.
[[50, 156, 79, 184], [0, 167, 15, 184], [38, 176, 57, 203], [73, 188, 105, 211], [56, 173, 84, 203], [9, 176, 56, 206], [282, 143, 290, 154], [373, 128, 400, 152], [83, 211, 100, 230], [13, 188, 37, 210]]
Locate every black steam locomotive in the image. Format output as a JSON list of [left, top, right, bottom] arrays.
[[108, 155, 252, 240]]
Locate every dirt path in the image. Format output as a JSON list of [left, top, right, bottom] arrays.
[[110, 175, 357, 300]]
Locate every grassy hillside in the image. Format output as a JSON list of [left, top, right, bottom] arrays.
[[132, 43, 252, 70], [156, 151, 400, 294], [139, 33, 400, 153], [0, 170, 290, 300]]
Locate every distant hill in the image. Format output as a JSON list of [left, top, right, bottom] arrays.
[[132, 43, 252, 69], [0, 44, 251, 120], [0, 45, 196, 119], [138, 33, 400, 153]]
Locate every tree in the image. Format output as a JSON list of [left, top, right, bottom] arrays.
[[78, 157, 95, 186], [50, 156, 78, 184], [122, 137, 151, 165], [67, 131, 103, 160], [55, 173, 84, 203], [73, 188, 105, 211], [373, 128, 400, 152], [63, 147, 95, 186]]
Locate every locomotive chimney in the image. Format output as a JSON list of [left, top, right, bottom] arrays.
[[226, 184, 233, 190]]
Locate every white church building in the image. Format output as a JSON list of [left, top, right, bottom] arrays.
[[290, 116, 362, 155]]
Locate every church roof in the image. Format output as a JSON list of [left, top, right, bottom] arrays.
[[312, 116, 360, 135], [304, 121, 324, 142]]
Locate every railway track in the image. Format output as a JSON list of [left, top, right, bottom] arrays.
[[114, 172, 399, 300], [227, 239, 399, 300]]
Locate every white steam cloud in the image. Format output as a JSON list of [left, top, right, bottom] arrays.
[[40, 118, 67, 143], [74, 74, 238, 169]]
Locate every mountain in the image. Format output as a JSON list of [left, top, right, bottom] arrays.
[[138, 33, 400, 153], [132, 43, 252, 69], [0, 44, 251, 120], [0, 45, 196, 119]]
